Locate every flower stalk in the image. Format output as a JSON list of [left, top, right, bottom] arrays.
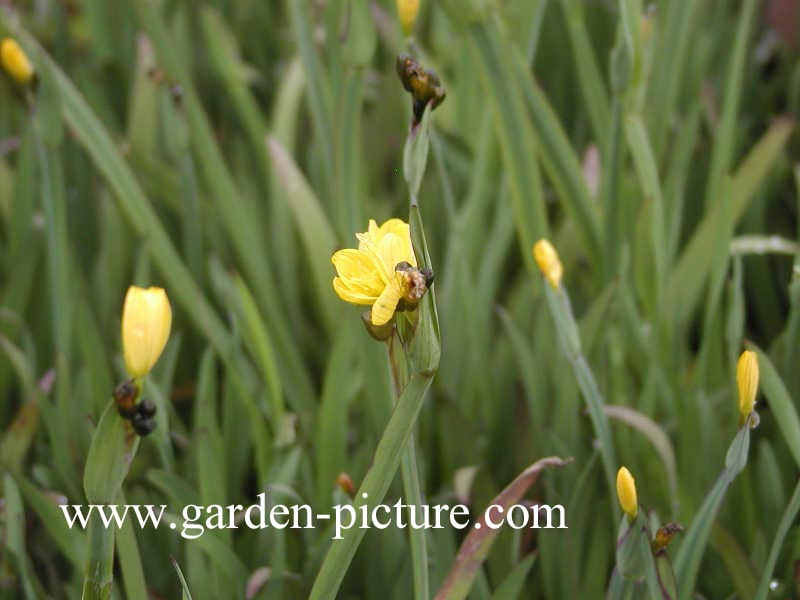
[[535, 239, 617, 509], [82, 286, 172, 599], [311, 78, 441, 600]]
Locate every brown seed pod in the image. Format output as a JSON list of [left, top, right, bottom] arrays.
[[396, 54, 446, 124], [652, 522, 684, 553], [114, 379, 138, 419], [336, 472, 356, 498]]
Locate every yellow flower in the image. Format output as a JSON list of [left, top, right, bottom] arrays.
[[533, 239, 563, 289], [1, 38, 34, 86], [736, 350, 759, 421], [121, 286, 172, 378], [616, 466, 638, 520], [332, 219, 417, 327], [396, 0, 420, 35]]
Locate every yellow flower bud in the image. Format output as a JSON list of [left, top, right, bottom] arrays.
[[616, 466, 638, 519], [533, 239, 563, 289], [1, 38, 35, 86], [736, 350, 759, 421], [121, 286, 172, 378], [397, 0, 420, 35]]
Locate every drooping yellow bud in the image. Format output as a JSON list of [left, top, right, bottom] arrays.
[[396, 0, 420, 35], [616, 466, 638, 520], [533, 239, 563, 289], [736, 350, 759, 422], [121, 286, 172, 378], [1, 38, 35, 86]]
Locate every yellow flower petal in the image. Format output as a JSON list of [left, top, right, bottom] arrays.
[[333, 218, 417, 327], [333, 277, 378, 305], [360, 219, 416, 268], [332, 249, 384, 289], [371, 277, 405, 326], [375, 218, 412, 242], [331, 249, 384, 303], [396, 0, 420, 35], [122, 286, 172, 378]]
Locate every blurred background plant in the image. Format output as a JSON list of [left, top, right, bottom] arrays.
[[0, 0, 799, 598]]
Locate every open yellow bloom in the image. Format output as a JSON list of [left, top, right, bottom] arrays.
[[533, 239, 563, 289], [332, 219, 417, 326], [736, 350, 759, 421], [1, 38, 34, 86], [122, 286, 172, 378], [616, 466, 638, 520], [396, 0, 420, 35]]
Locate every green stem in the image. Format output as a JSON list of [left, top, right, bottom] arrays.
[[82, 513, 115, 600], [309, 372, 434, 600], [387, 335, 430, 600], [543, 284, 618, 511]]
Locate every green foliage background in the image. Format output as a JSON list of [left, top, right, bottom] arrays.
[[0, 0, 799, 598]]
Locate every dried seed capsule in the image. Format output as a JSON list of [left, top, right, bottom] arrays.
[[652, 522, 684, 553], [396, 54, 446, 124], [137, 398, 157, 419], [336, 473, 356, 498], [114, 380, 138, 419], [132, 413, 156, 436]]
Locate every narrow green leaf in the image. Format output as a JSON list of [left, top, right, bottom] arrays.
[[4, 474, 39, 599], [83, 400, 140, 504], [308, 372, 434, 600], [755, 348, 800, 469], [667, 118, 794, 326], [266, 135, 340, 333], [491, 554, 536, 600], [116, 491, 148, 600], [754, 477, 800, 600], [172, 557, 194, 600], [674, 426, 751, 599]]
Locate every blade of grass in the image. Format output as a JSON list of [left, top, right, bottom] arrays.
[[702, 0, 758, 212], [541, 279, 618, 507], [266, 135, 340, 332], [647, 0, 696, 151], [510, 49, 603, 263], [287, 0, 334, 187], [308, 371, 434, 600], [116, 491, 148, 600], [755, 348, 800, 469], [135, 1, 317, 397], [666, 117, 794, 327], [674, 425, 751, 599], [231, 275, 285, 430], [754, 476, 800, 600], [466, 20, 548, 271], [624, 113, 666, 311], [558, 0, 610, 142], [4, 473, 40, 599], [0, 20, 233, 360], [603, 405, 678, 512], [172, 557, 194, 600]]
